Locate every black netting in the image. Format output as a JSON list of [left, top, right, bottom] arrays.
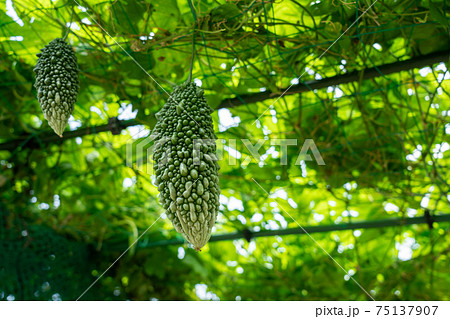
[[0, 204, 91, 301]]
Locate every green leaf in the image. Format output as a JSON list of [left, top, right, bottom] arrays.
[[429, 1, 449, 28]]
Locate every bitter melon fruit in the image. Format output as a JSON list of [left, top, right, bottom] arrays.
[[152, 82, 220, 251], [34, 38, 79, 137]]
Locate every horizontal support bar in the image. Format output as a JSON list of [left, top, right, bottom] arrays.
[[1, 50, 448, 152], [135, 213, 450, 249]]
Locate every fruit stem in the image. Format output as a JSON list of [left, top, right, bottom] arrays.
[[187, 0, 197, 84], [187, 30, 195, 83], [63, 8, 75, 41]]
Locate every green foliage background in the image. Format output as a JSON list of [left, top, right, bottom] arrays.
[[0, 0, 449, 300]]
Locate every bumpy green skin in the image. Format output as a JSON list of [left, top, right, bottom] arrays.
[[34, 38, 79, 137], [152, 82, 220, 251]]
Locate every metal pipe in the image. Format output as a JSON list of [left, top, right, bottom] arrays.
[[135, 213, 450, 248], [1, 51, 448, 152]]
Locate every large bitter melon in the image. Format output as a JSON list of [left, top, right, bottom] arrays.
[[34, 38, 79, 137], [152, 82, 220, 251]]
